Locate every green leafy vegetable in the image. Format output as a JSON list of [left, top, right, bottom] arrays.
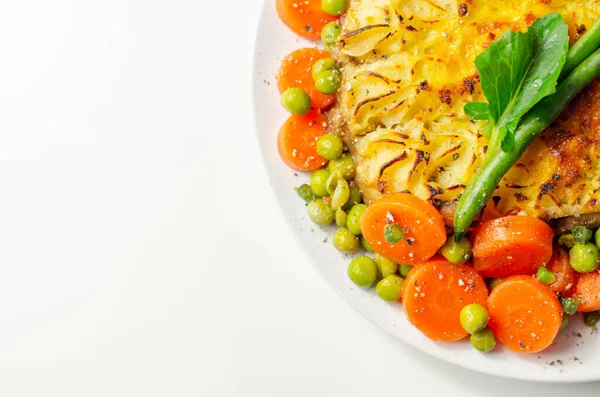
[[471, 13, 569, 153], [464, 102, 489, 120], [455, 14, 600, 239]]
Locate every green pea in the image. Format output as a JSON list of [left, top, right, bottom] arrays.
[[570, 242, 600, 273], [376, 275, 404, 302], [596, 228, 600, 249], [487, 278, 503, 290], [346, 204, 367, 235], [312, 58, 337, 81], [560, 315, 569, 331], [360, 236, 374, 253], [328, 156, 356, 180], [296, 184, 315, 203], [460, 304, 489, 334], [558, 234, 576, 249], [347, 256, 378, 287], [321, 22, 341, 46], [384, 224, 404, 243], [399, 265, 413, 278], [560, 297, 579, 315], [307, 199, 335, 226], [315, 69, 342, 95], [316, 133, 343, 161], [310, 169, 331, 198], [584, 311, 600, 327], [470, 328, 496, 353], [280, 87, 311, 116], [321, 0, 347, 15], [440, 237, 472, 265], [374, 253, 398, 278], [333, 227, 359, 253], [330, 178, 350, 210], [573, 226, 593, 244], [342, 185, 362, 211], [536, 267, 556, 285], [335, 209, 347, 228]]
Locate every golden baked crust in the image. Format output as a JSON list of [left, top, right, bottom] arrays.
[[330, 0, 600, 220]]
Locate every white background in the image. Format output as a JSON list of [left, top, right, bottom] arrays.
[[0, 0, 597, 395]]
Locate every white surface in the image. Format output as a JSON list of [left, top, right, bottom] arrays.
[[253, 0, 600, 383], [0, 0, 594, 396]]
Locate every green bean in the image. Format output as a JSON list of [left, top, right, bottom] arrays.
[[560, 17, 600, 79], [455, 48, 600, 239]]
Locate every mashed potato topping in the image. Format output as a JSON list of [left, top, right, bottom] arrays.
[[331, 0, 600, 220]]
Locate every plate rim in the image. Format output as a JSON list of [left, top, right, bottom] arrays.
[[251, 0, 600, 384]]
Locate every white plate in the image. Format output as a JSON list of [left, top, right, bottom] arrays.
[[252, 0, 600, 383]]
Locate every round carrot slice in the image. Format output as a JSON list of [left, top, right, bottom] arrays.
[[276, 0, 340, 40], [572, 270, 600, 312], [278, 48, 336, 110], [360, 193, 446, 264], [278, 111, 329, 172], [547, 246, 577, 297], [471, 216, 554, 278], [402, 258, 488, 341], [488, 276, 562, 354]]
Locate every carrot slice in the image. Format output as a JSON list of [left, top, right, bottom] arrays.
[[361, 193, 447, 264], [278, 48, 336, 110], [572, 270, 600, 312], [488, 276, 562, 354], [277, 111, 328, 172], [471, 216, 554, 278], [547, 246, 577, 297], [276, 0, 340, 40], [402, 258, 488, 341]]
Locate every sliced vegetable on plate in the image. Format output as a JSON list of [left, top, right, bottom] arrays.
[[272, 0, 600, 355]]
